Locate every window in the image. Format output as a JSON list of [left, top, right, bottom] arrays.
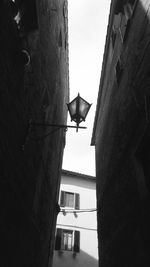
[[60, 191, 80, 209], [111, 26, 117, 49], [62, 230, 73, 251], [116, 58, 123, 85], [58, 29, 62, 47], [119, 14, 129, 42], [55, 228, 80, 252], [119, 1, 137, 42], [124, 3, 133, 20]]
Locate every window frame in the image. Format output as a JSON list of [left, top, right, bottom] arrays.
[[60, 190, 80, 210], [119, 0, 138, 43], [119, 13, 129, 43], [111, 26, 117, 49], [115, 58, 123, 85], [55, 228, 80, 253], [61, 229, 73, 251]]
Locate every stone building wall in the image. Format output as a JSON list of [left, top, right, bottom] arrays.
[[92, 0, 150, 266], [0, 1, 69, 266]]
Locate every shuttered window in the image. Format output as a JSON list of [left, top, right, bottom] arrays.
[[55, 228, 80, 253], [62, 230, 73, 251], [116, 58, 123, 85], [55, 228, 62, 251], [60, 191, 80, 209], [119, 1, 137, 43], [119, 14, 128, 42], [111, 26, 117, 49], [74, 230, 80, 253], [75, 193, 80, 210], [65, 192, 74, 207], [60, 191, 65, 207], [124, 3, 133, 20]]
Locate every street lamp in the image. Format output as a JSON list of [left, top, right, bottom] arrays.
[[67, 93, 92, 131], [23, 94, 92, 148], [30, 93, 91, 132]]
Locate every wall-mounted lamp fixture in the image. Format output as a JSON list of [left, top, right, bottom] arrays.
[[67, 93, 92, 131], [31, 93, 91, 132], [22, 94, 91, 149]]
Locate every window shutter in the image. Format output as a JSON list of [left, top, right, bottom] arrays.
[[111, 27, 117, 49], [55, 228, 62, 250], [60, 191, 65, 207], [124, 3, 133, 20], [74, 231, 80, 253], [116, 58, 123, 84], [75, 193, 80, 210], [119, 14, 128, 42]]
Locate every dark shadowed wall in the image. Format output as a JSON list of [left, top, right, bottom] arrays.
[[92, 0, 150, 266], [0, 0, 69, 266]]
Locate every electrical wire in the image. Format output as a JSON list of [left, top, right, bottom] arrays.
[[60, 208, 97, 213], [57, 223, 97, 231]]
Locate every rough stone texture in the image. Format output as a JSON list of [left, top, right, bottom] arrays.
[[0, 1, 69, 266], [92, 0, 150, 266]]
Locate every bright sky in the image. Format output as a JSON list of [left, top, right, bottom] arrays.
[[62, 0, 111, 176]]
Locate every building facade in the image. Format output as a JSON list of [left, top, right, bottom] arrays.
[[0, 1, 69, 266], [53, 170, 98, 267], [92, 0, 150, 266], [92, 0, 150, 267]]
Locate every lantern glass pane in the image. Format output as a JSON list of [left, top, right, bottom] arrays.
[[79, 98, 90, 119], [68, 100, 77, 117], [67, 94, 91, 127]]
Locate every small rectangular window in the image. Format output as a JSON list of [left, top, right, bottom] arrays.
[[55, 228, 62, 251], [74, 230, 80, 252], [124, 3, 133, 20], [116, 58, 123, 85], [119, 14, 128, 42], [60, 191, 80, 209], [62, 230, 73, 251], [119, 1, 137, 42], [55, 228, 80, 253], [65, 192, 74, 208], [111, 26, 117, 49]]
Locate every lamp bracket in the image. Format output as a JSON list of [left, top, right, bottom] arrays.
[[30, 122, 87, 130], [22, 120, 87, 150]]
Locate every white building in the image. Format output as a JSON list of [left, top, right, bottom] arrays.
[[53, 170, 98, 267]]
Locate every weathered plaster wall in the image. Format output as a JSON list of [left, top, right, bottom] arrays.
[[53, 172, 98, 267], [93, 0, 150, 266], [0, 1, 69, 266]]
